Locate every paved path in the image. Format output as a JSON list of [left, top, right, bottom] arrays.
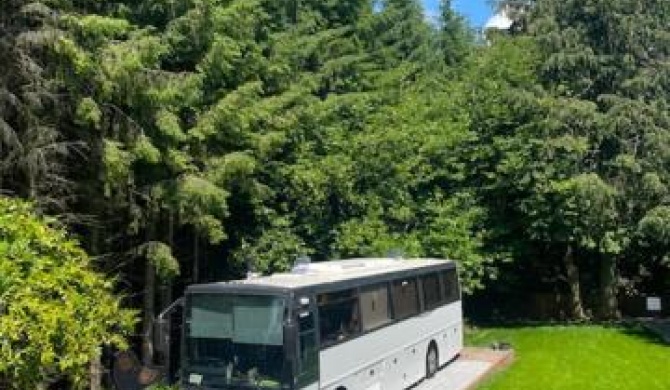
[[412, 348, 513, 390], [415, 361, 492, 390], [642, 319, 670, 343]]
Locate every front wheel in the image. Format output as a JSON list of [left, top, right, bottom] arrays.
[[426, 343, 439, 378]]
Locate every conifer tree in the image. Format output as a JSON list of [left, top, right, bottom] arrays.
[[0, 0, 76, 212], [478, 0, 670, 319]]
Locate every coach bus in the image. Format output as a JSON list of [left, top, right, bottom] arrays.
[[175, 257, 462, 390]]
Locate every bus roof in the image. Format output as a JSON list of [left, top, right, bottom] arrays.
[[187, 258, 455, 294]]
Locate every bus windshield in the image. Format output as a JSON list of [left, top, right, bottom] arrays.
[[183, 294, 288, 389]]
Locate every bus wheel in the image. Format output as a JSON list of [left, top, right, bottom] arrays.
[[426, 342, 439, 378]]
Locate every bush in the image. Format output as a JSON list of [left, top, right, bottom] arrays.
[[0, 197, 136, 389]]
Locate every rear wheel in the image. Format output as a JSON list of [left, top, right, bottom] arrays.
[[426, 343, 439, 378]]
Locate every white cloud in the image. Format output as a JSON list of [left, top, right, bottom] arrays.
[[424, 8, 441, 25]]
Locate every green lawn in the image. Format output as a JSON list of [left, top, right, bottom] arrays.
[[466, 325, 670, 390]]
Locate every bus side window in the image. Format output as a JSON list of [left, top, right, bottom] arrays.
[[299, 309, 315, 331], [391, 278, 419, 319], [421, 273, 442, 310], [441, 270, 460, 304], [317, 290, 360, 346], [360, 284, 391, 331]]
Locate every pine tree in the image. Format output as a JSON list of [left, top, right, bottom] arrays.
[[0, 1, 76, 212], [478, 0, 670, 319], [437, 0, 472, 66]]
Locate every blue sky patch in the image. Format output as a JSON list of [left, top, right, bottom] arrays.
[[422, 0, 492, 28]]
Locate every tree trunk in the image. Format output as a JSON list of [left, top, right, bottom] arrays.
[[89, 347, 102, 390], [27, 167, 36, 200], [598, 256, 620, 319], [142, 256, 156, 365], [142, 218, 157, 365], [162, 210, 175, 306], [89, 230, 103, 390], [142, 259, 156, 365], [159, 211, 174, 373], [193, 233, 200, 283], [563, 244, 587, 320]]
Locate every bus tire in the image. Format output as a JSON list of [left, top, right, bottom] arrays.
[[426, 342, 439, 378]]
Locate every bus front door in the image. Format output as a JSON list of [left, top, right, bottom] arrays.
[[296, 301, 319, 390]]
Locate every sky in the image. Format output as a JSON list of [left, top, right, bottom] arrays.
[[422, 0, 493, 28]]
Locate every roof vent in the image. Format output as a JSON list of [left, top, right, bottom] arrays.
[[387, 249, 404, 260], [246, 258, 260, 279], [291, 255, 312, 274]]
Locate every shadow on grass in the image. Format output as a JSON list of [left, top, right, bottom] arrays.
[[467, 319, 670, 347], [467, 318, 593, 329], [619, 321, 670, 347]]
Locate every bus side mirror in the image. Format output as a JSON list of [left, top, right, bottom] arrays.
[[153, 318, 170, 355], [154, 298, 184, 356]]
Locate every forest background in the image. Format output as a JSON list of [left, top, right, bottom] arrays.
[[1, 0, 670, 387]]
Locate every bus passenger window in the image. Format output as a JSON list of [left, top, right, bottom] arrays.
[[299, 310, 315, 331], [317, 290, 360, 346], [360, 284, 391, 331], [391, 278, 419, 319], [422, 273, 442, 309], [442, 270, 460, 303]]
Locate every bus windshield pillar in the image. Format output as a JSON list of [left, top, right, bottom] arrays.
[[283, 322, 298, 385]]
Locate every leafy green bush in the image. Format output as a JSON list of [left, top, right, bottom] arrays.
[[0, 197, 136, 389]]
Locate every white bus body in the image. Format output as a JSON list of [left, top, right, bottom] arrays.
[[320, 302, 462, 390], [181, 258, 463, 390]]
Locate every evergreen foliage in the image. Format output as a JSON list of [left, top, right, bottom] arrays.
[[1, 0, 670, 380]]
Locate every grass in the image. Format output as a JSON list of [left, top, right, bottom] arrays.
[[466, 324, 670, 390]]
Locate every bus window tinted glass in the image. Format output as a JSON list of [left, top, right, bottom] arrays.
[[298, 310, 314, 331], [442, 270, 460, 303], [317, 290, 360, 346], [422, 273, 442, 309], [299, 331, 318, 384], [360, 284, 391, 331], [391, 278, 419, 319], [297, 309, 318, 386], [184, 294, 286, 388]]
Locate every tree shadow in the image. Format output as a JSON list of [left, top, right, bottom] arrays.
[[467, 318, 670, 347], [467, 318, 592, 329], [621, 321, 670, 347]]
